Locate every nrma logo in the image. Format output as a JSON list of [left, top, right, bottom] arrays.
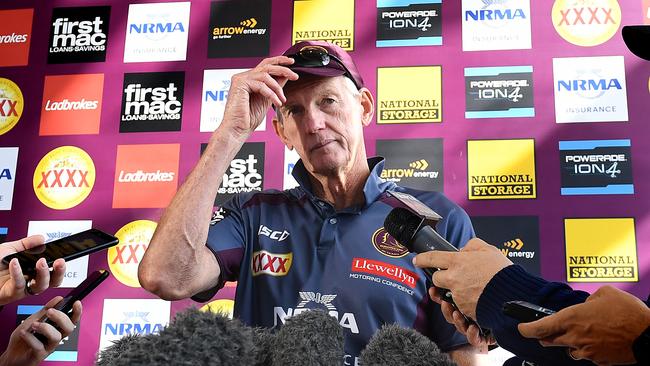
[[129, 22, 185, 34], [557, 78, 622, 99], [0, 168, 12, 180], [465, 1, 526, 22], [104, 311, 164, 336], [204, 80, 231, 102]]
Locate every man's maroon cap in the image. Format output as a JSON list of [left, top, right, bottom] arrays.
[[282, 40, 365, 89]]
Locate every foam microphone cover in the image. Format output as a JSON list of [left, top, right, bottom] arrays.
[[96, 308, 260, 366], [271, 309, 344, 366], [359, 324, 457, 366]]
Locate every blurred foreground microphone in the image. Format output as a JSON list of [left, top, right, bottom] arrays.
[[359, 324, 456, 366]]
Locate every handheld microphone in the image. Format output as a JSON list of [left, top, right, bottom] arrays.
[[359, 324, 457, 366]]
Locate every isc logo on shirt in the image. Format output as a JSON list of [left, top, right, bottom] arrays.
[[251, 250, 292, 276]]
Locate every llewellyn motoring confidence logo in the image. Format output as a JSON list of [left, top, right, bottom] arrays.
[[553, 56, 627, 123], [208, 0, 271, 58], [108, 220, 157, 287], [376, 0, 442, 47], [467, 139, 536, 200], [0, 147, 18, 210], [377, 66, 442, 124], [465, 66, 534, 119], [293, 0, 355, 50], [471, 216, 540, 275], [0, 9, 33, 67], [552, 0, 621, 47], [462, 0, 531, 51], [559, 139, 633, 195], [48, 6, 111, 64], [33, 146, 96, 210], [565, 218, 638, 282], [0, 78, 24, 136], [120, 72, 184, 132], [376, 138, 443, 192], [123, 2, 190, 63], [206, 142, 265, 206]]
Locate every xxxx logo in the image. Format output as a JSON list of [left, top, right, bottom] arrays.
[[557, 7, 615, 26], [33, 146, 95, 210], [0, 78, 24, 135], [552, 0, 621, 47], [109, 220, 157, 287], [252, 250, 292, 276], [111, 243, 148, 264]]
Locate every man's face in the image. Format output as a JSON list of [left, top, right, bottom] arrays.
[[274, 75, 373, 176]]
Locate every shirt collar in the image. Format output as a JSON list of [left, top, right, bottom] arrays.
[[291, 156, 393, 207]]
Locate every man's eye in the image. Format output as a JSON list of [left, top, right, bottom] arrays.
[[322, 98, 336, 104]]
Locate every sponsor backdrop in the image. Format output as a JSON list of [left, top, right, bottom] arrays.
[[0, 0, 648, 364]]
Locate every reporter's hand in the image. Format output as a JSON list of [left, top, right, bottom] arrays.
[[413, 238, 512, 319], [0, 296, 82, 366], [221, 56, 299, 139], [0, 235, 66, 305], [518, 286, 650, 366]]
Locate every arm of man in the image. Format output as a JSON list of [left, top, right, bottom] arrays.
[[138, 56, 298, 300]]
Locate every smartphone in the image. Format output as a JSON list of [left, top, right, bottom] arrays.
[[2, 228, 118, 275], [502, 300, 556, 323], [34, 269, 109, 344]]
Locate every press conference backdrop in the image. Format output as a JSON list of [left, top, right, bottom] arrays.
[[0, 0, 648, 364]]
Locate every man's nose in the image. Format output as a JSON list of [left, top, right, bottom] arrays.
[[302, 107, 327, 133]]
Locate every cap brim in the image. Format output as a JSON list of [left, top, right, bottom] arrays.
[[290, 67, 347, 78], [622, 25, 650, 61]]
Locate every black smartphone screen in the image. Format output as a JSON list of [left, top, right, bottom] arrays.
[[2, 229, 119, 274], [502, 300, 556, 323]]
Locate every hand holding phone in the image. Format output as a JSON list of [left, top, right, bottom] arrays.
[[502, 300, 556, 323]]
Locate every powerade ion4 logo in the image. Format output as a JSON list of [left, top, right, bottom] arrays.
[[552, 0, 621, 47], [376, 1, 442, 47], [108, 220, 157, 288], [464, 66, 534, 118], [0, 78, 24, 136], [33, 146, 96, 210]]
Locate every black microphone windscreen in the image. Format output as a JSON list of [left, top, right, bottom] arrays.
[[384, 207, 421, 249], [271, 309, 344, 366], [359, 324, 457, 366]]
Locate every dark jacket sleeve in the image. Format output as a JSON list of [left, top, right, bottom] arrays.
[[476, 265, 594, 366]]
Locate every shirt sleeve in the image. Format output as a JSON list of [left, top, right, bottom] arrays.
[[190, 196, 247, 303]]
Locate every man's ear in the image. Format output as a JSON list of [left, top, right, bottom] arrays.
[[359, 88, 374, 127], [272, 117, 293, 150]]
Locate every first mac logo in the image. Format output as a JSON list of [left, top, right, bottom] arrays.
[[48, 6, 111, 64]]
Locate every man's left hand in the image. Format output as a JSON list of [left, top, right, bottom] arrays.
[[518, 286, 650, 366]]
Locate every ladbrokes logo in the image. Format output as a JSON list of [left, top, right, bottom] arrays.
[[0, 78, 24, 136], [251, 250, 292, 276], [565, 218, 637, 282], [468, 139, 536, 200], [33, 146, 96, 210], [40, 74, 104, 136], [208, 0, 271, 58], [293, 0, 354, 50], [120, 72, 184, 132], [553, 56, 628, 123], [351, 258, 419, 295], [99, 299, 170, 351], [377, 66, 442, 124], [560, 139, 633, 195], [123, 2, 190, 62], [108, 220, 157, 287], [112, 144, 180, 208], [465, 66, 534, 118], [371, 227, 408, 258], [215, 142, 264, 206], [48, 6, 110, 63], [552, 0, 620, 47], [377, 138, 443, 192], [376, 2, 442, 47], [274, 292, 359, 334], [462, 0, 531, 51], [0, 9, 33, 67], [0, 147, 18, 210]]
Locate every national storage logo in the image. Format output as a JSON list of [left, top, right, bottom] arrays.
[[0, 9, 33, 67], [292, 0, 355, 50], [210, 142, 264, 206], [112, 144, 180, 208], [377, 66, 442, 124], [208, 0, 271, 58], [48, 6, 111, 64], [376, 138, 443, 192], [553, 56, 627, 123], [123, 2, 191, 63], [560, 139, 633, 195], [40, 74, 104, 136], [462, 0, 531, 51], [33, 146, 96, 210], [552, 0, 620, 47], [108, 220, 157, 287], [0, 78, 24, 136], [467, 139, 536, 200], [99, 299, 170, 352], [120, 72, 184, 132], [0, 147, 19, 210], [465, 66, 534, 119], [565, 218, 638, 282], [376, 1, 442, 47]]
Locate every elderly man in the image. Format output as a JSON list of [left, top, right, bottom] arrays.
[[139, 41, 478, 364]]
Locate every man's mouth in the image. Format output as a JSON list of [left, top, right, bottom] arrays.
[[310, 139, 336, 152]]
